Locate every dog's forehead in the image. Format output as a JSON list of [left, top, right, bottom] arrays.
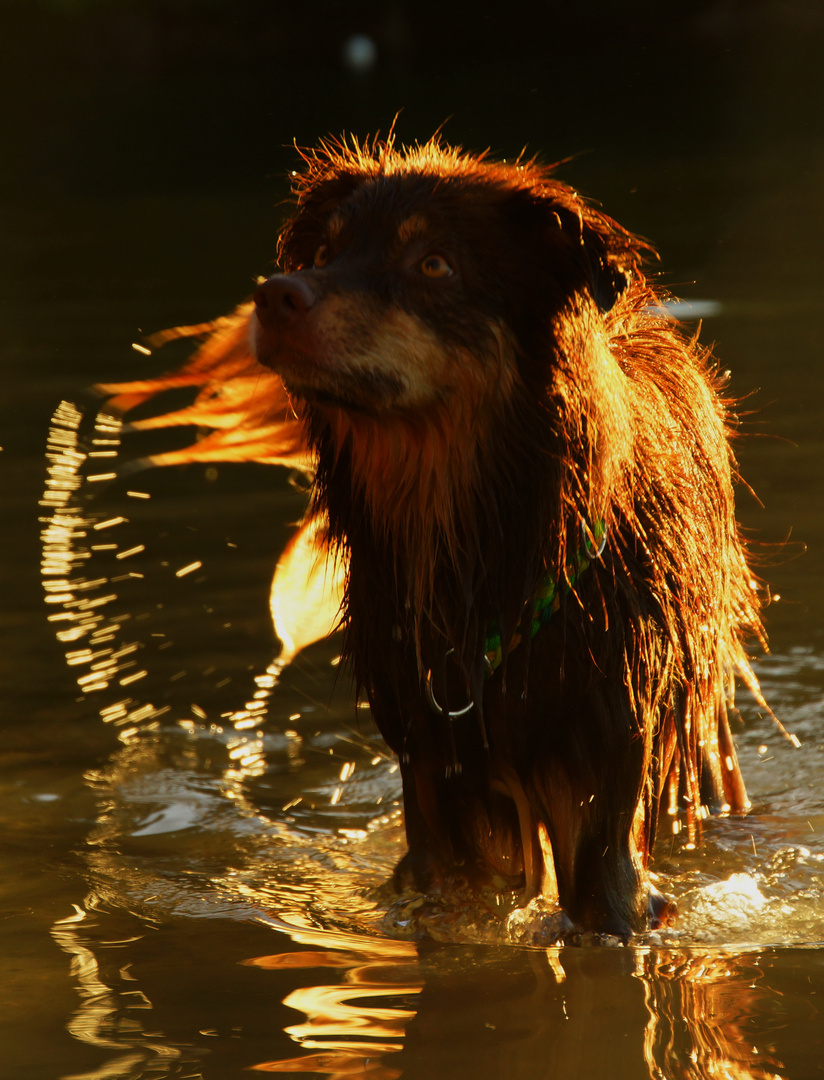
[[320, 173, 469, 243], [396, 213, 429, 245]]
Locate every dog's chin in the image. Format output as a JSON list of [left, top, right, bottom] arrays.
[[256, 353, 409, 415], [283, 378, 374, 414]]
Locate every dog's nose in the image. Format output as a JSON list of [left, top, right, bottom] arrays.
[[253, 275, 317, 327]]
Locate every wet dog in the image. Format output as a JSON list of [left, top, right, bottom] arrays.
[[100, 135, 767, 937]]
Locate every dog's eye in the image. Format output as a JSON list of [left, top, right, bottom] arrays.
[[313, 244, 329, 268], [419, 254, 453, 279]]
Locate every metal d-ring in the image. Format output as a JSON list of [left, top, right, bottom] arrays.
[[425, 649, 492, 719], [580, 516, 607, 560]]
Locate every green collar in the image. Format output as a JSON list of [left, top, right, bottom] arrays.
[[483, 518, 606, 675], [424, 519, 606, 719]]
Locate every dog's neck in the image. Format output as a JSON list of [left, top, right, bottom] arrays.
[[324, 405, 477, 553], [308, 397, 570, 684]]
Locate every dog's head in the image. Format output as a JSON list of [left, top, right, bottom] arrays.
[[252, 138, 644, 418]]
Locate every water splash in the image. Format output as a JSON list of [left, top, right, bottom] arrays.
[[40, 401, 170, 738], [39, 399, 824, 951]]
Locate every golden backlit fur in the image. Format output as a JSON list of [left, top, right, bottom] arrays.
[[99, 134, 768, 937]]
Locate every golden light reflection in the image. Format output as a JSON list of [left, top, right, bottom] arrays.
[[635, 949, 785, 1079], [40, 401, 161, 718], [51, 882, 793, 1080], [243, 920, 421, 1077], [50, 900, 192, 1076], [239, 928, 789, 1079]]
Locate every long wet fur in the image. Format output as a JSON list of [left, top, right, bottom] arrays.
[[99, 134, 767, 937]]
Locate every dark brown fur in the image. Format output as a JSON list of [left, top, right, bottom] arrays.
[[100, 135, 767, 937]]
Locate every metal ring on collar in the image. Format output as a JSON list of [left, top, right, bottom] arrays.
[[580, 517, 607, 560], [425, 651, 494, 718], [425, 674, 474, 720]]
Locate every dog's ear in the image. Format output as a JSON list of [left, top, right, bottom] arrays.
[[549, 204, 633, 314], [504, 188, 634, 313], [578, 236, 631, 314]]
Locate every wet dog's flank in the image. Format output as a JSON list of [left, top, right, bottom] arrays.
[[100, 136, 767, 937]]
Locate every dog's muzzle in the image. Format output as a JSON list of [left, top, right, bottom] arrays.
[[253, 274, 319, 330]]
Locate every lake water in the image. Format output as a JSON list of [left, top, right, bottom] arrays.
[[3, 9, 824, 1078]]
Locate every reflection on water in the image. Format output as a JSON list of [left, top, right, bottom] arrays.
[[244, 922, 420, 1076], [637, 951, 784, 1080], [51, 896, 799, 1079], [51, 903, 187, 1078]]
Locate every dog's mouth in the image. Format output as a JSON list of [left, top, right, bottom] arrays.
[[252, 307, 415, 414], [265, 357, 408, 415], [301, 386, 364, 411], [284, 380, 379, 414]]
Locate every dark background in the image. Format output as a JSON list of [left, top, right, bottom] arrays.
[[3, 0, 819, 216], [3, 0, 802, 199]]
